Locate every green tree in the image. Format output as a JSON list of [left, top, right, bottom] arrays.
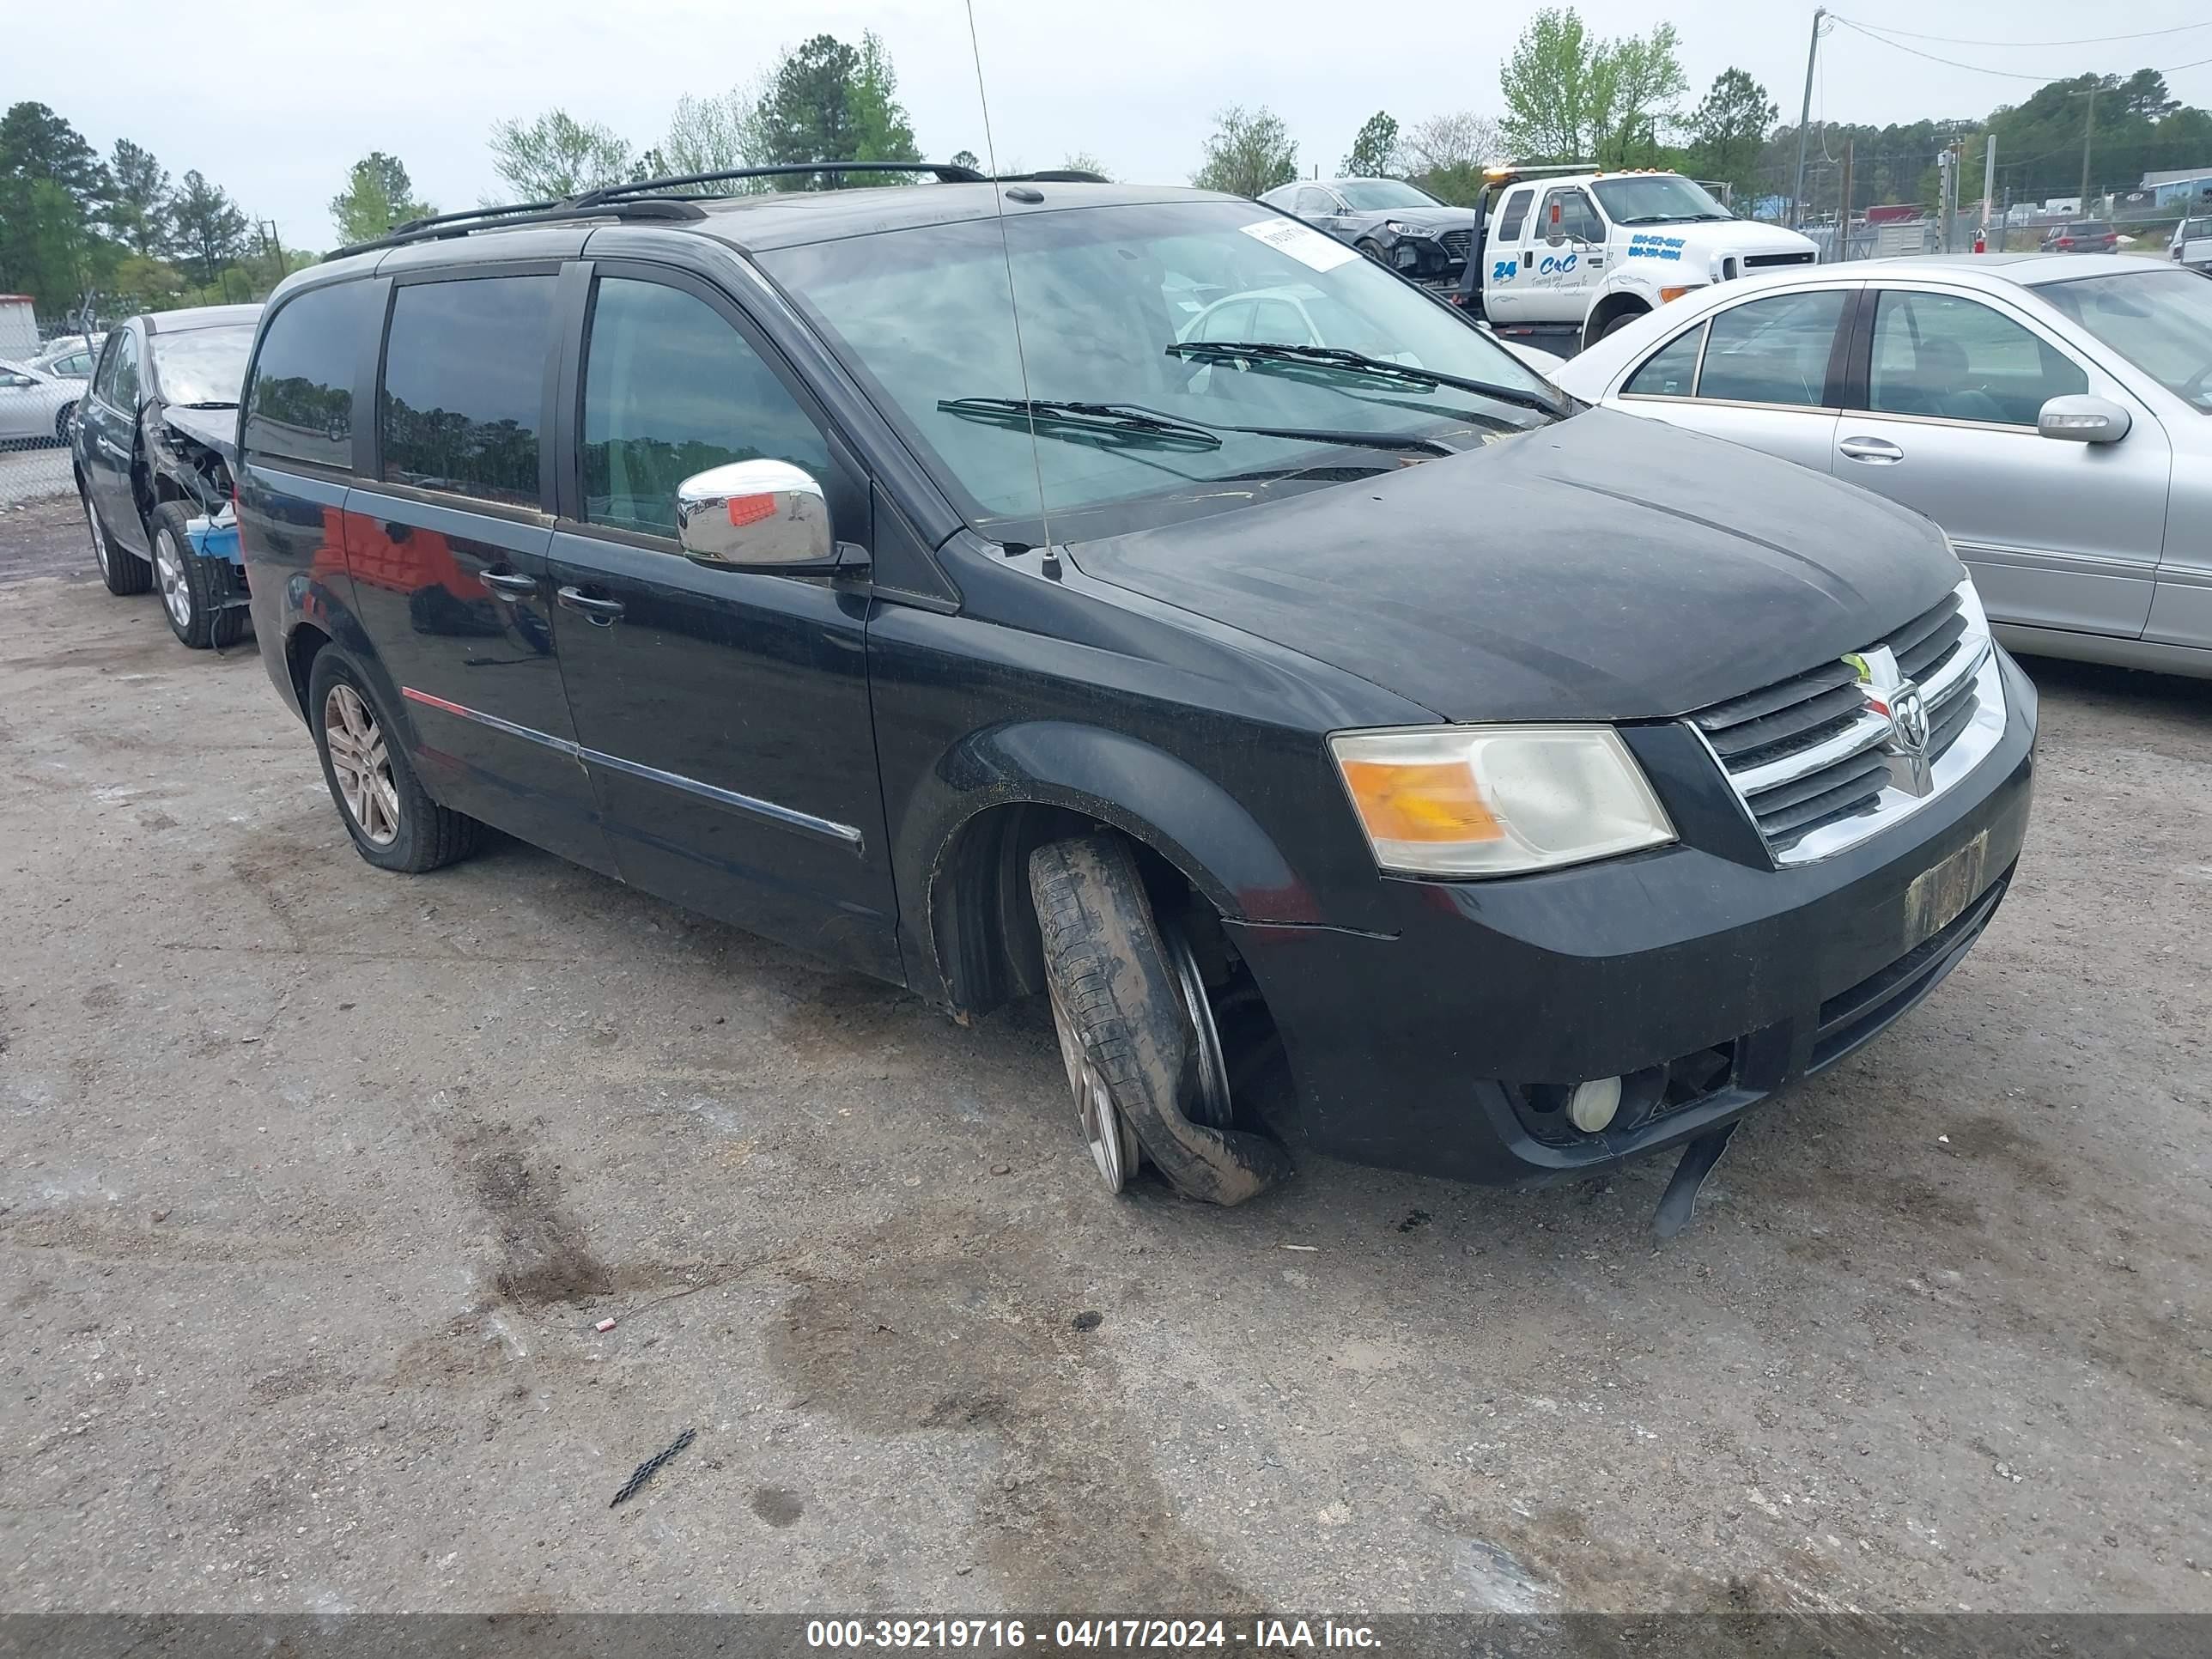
[[1342, 112, 1401, 178], [1499, 9, 1685, 167], [1685, 68, 1777, 198], [848, 31, 922, 175], [1062, 151, 1110, 180], [1500, 9, 1600, 162], [662, 76, 775, 186], [0, 102, 107, 212], [168, 169, 248, 289], [106, 139, 172, 256], [1590, 24, 1687, 168], [1191, 106, 1297, 197], [331, 151, 434, 244], [949, 149, 982, 172], [487, 110, 635, 200]]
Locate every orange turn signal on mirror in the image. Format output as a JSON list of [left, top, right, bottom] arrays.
[[1336, 758, 1504, 845], [1659, 285, 1694, 304]]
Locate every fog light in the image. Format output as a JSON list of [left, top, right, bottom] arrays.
[[1566, 1076, 1622, 1133]]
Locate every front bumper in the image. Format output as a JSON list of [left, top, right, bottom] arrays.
[[1226, 650, 2038, 1187]]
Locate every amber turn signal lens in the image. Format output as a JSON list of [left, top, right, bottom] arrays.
[[1658, 285, 1694, 304], [1338, 759, 1505, 845]]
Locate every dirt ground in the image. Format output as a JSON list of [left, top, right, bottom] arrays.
[[2, 497, 2208, 1616]]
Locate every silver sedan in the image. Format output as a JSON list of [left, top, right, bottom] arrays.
[[1547, 253, 2212, 678], [0, 359, 83, 448]]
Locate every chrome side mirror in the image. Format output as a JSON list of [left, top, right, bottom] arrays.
[[675, 459, 837, 571], [2037, 394, 2131, 444]]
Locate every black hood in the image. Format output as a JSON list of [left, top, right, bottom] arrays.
[[160, 402, 240, 465], [1063, 408, 1962, 723]]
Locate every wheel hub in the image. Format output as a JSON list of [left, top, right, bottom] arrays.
[[324, 684, 402, 847], [85, 498, 107, 574], [1160, 920, 1234, 1133]]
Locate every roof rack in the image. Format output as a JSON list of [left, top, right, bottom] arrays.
[[323, 161, 1099, 263], [568, 161, 987, 208]]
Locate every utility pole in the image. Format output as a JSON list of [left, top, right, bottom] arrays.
[[1837, 138, 1855, 259], [2069, 84, 2097, 211], [1980, 136, 1996, 249], [1791, 7, 1828, 232]]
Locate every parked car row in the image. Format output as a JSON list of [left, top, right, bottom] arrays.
[[0, 357, 82, 449], [196, 164, 2045, 1233]]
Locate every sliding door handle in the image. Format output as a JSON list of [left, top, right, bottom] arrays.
[[556, 585, 625, 623]]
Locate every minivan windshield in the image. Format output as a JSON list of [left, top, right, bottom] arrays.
[[2039, 267, 2212, 412], [1590, 175, 1733, 225], [1338, 179, 1445, 212], [762, 199, 1563, 539], [149, 325, 256, 407]]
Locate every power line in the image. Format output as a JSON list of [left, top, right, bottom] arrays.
[[1834, 18, 2212, 82], [1829, 18, 2212, 50]]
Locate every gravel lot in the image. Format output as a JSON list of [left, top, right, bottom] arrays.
[[3, 495, 2208, 1616]]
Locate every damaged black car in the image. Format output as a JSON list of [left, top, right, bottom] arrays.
[[73, 303, 261, 649]]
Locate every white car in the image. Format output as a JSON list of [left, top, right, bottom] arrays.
[[0, 358, 82, 448], [1547, 252, 2212, 677], [2173, 216, 2212, 271]]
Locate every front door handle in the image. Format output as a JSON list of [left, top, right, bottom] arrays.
[[480, 569, 538, 598], [556, 585, 625, 623], [1838, 435, 1905, 465]]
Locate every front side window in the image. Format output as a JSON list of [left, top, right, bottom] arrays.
[[1624, 323, 1705, 398], [2038, 267, 2212, 412], [1697, 289, 1846, 406], [1292, 187, 1331, 216], [380, 275, 556, 506], [245, 281, 380, 468], [1540, 189, 1603, 244], [1495, 188, 1534, 242], [148, 325, 254, 408], [109, 331, 140, 408], [1868, 290, 2086, 425], [580, 277, 830, 538]]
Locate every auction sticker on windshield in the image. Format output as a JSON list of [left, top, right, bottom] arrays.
[[1241, 216, 1359, 272]]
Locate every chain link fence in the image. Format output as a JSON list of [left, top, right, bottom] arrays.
[[1, 432, 79, 509]]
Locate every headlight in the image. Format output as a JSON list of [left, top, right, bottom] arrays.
[[1383, 220, 1433, 239], [1330, 725, 1675, 878]]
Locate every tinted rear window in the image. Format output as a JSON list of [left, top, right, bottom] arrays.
[[380, 276, 556, 507], [245, 283, 380, 469]]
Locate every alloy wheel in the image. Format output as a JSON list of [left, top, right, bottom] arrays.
[[155, 527, 192, 630], [83, 495, 108, 578], [1049, 982, 1139, 1193], [324, 683, 401, 847]]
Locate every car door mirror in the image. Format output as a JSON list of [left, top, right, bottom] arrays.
[[675, 459, 839, 572], [2036, 394, 2131, 444]]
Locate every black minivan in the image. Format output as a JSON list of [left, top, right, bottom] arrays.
[[236, 166, 2035, 1217]]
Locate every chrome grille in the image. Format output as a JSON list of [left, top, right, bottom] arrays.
[[1692, 582, 1996, 862], [1439, 229, 1473, 263]]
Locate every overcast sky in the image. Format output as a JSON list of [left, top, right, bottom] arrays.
[[15, 0, 2212, 251]]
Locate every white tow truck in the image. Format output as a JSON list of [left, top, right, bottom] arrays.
[[1456, 168, 1820, 355]]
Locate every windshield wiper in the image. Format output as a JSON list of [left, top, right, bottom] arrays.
[[937, 397, 1221, 452], [939, 397, 1459, 459], [1164, 341, 1567, 417], [176, 399, 240, 410]]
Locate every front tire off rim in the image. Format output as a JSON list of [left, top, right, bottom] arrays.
[[1049, 984, 1139, 1193], [325, 683, 401, 847], [155, 526, 191, 630]]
